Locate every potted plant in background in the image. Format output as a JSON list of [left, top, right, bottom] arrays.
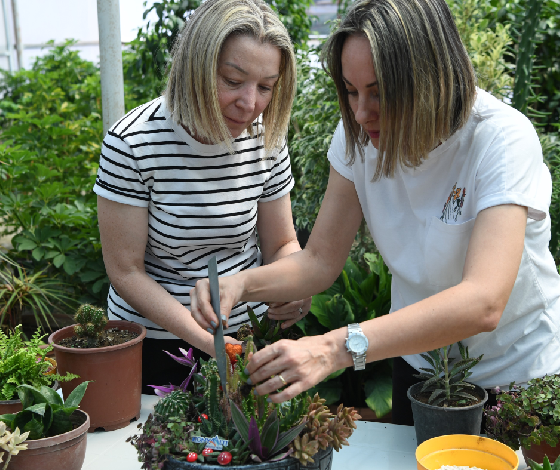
[[407, 341, 486, 444], [0, 381, 90, 470], [0, 251, 75, 336], [129, 338, 361, 470], [0, 325, 77, 415], [485, 374, 560, 464], [296, 253, 393, 422], [48, 304, 146, 432]]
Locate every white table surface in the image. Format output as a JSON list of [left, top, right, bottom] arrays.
[[84, 394, 530, 470]]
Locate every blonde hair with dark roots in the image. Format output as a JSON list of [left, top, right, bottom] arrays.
[[165, 0, 296, 153], [322, 0, 477, 179]]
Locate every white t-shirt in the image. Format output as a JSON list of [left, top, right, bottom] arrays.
[[93, 96, 294, 339], [328, 89, 560, 388]]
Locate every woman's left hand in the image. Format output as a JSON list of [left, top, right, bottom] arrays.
[[266, 297, 312, 329], [245, 335, 334, 402]]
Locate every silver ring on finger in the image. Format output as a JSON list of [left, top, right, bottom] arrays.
[[299, 307, 303, 315]]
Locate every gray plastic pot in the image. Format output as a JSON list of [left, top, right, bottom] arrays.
[[407, 382, 488, 445], [165, 446, 333, 470]]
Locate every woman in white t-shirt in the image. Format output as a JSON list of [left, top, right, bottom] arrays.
[[190, 0, 560, 425], [94, 0, 311, 393]]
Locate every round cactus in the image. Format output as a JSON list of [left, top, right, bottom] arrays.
[[73, 304, 108, 339], [154, 390, 192, 420]]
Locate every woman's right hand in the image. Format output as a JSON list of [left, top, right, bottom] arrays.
[[190, 274, 245, 332]]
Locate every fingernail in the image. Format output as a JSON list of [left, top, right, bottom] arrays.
[[244, 368, 249, 375], [266, 397, 272, 403], [207, 327, 214, 335], [253, 388, 258, 396], [210, 321, 216, 328], [221, 314, 227, 321], [246, 377, 252, 385]]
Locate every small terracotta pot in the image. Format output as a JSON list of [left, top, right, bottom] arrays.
[[8, 409, 90, 470], [49, 320, 147, 432], [522, 440, 560, 465]]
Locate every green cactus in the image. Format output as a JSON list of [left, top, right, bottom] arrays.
[[154, 390, 193, 420], [73, 304, 108, 347], [511, 0, 545, 115]]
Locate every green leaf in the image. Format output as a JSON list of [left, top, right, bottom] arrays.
[[53, 253, 66, 268], [230, 400, 249, 442], [17, 239, 37, 250], [63, 381, 90, 409], [25, 402, 47, 416], [271, 422, 305, 455], [49, 408, 72, 436], [364, 376, 392, 418], [22, 416, 44, 440]]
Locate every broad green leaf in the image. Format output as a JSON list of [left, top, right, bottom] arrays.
[[63, 381, 90, 409], [364, 376, 392, 418], [53, 253, 65, 268], [22, 417, 44, 440], [25, 403, 47, 416], [49, 409, 72, 436]]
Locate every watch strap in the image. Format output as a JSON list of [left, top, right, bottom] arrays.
[[347, 323, 367, 371]]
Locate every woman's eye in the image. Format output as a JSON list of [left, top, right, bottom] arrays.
[[225, 79, 239, 86], [346, 89, 358, 97], [259, 85, 272, 92]]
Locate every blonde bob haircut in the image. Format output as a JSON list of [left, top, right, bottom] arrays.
[[322, 0, 477, 179], [165, 0, 296, 153]]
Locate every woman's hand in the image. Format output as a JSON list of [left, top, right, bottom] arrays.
[[190, 274, 245, 331], [245, 336, 336, 403], [267, 297, 312, 329]]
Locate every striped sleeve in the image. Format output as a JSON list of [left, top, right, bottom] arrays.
[[93, 125, 150, 207], [259, 140, 294, 202]]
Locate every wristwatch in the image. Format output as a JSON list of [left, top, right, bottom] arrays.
[[346, 323, 368, 370]]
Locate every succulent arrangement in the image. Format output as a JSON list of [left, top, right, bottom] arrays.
[[485, 374, 560, 451], [413, 341, 483, 407], [73, 304, 108, 348], [528, 454, 560, 470], [129, 336, 360, 469], [0, 325, 78, 401], [238, 307, 302, 351]]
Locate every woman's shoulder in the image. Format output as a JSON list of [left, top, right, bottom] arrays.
[[108, 96, 167, 140]]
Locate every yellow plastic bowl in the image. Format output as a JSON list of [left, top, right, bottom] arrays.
[[416, 434, 519, 470]]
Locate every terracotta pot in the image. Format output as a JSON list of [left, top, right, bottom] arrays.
[[8, 409, 90, 470], [408, 382, 488, 445], [522, 440, 560, 465], [0, 398, 22, 415], [48, 320, 147, 432]]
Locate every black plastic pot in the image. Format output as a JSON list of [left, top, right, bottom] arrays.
[[165, 446, 333, 470], [407, 382, 488, 445]]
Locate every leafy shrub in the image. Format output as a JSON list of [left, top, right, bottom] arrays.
[[0, 42, 108, 308]]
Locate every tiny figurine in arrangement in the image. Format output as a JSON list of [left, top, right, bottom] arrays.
[[129, 337, 360, 469]]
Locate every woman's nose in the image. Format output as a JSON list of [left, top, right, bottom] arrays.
[[237, 86, 257, 112], [354, 97, 379, 125]]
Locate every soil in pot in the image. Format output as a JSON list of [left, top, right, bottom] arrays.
[[408, 382, 488, 445], [58, 326, 139, 348], [522, 440, 560, 465], [7, 409, 90, 470]]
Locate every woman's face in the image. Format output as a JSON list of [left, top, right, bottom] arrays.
[[341, 35, 381, 149], [217, 35, 281, 139]]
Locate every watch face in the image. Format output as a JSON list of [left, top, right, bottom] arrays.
[[348, 334, 368, 354]]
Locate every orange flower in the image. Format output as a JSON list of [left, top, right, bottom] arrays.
[[225, 344, 242, 366]]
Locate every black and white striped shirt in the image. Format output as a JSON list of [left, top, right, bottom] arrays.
[[93, 97, 294, 339]]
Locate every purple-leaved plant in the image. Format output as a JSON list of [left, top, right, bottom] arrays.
[[230, 401, 305, 462], [148, 348, 198, 398]]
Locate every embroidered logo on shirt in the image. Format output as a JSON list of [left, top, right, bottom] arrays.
[[440, 183, 466, 222]]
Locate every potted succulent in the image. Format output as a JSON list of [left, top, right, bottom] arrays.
[[528, 455, 560, 470], [0, 325, 77, 415], [407, 341, 486, 444], [48, 304, 147, 432], [129, 338, 361, 470], [485, 374, 560, 464], [0, 381, 90, 470]]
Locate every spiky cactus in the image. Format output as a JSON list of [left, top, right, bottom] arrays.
[[154, 390, 193, 420], [73, 304, 108, 347]]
